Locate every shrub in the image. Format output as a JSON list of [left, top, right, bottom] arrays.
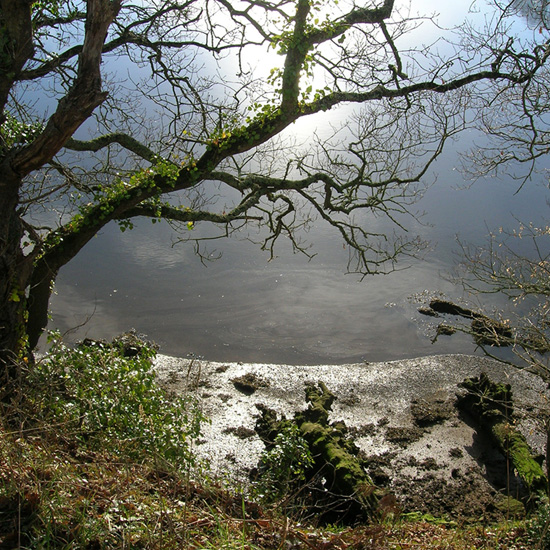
[[254, 424, 313, 502], [28, 334, 206, 469], [528, 499, 550, 550]]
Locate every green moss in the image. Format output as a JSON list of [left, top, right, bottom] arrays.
[[492, 424, 546, 494], [458, 372, 513, 419], [458, 372, 547, 499], [493, 494, 525, 517], [255, 382, 379, 523]]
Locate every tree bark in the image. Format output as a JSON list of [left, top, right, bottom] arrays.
[[0, 0, 121, 390], [0, 175, 32, 390], [0, 0, 34, 122], [11, 0, 122, 177]]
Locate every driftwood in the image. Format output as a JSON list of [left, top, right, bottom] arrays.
[[423, 299, 513, 347], [457, 372, 547, 498], [255, 381, 379, 523]]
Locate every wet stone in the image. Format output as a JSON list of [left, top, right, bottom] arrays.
[[232, 373, 269, 395], [411, 394, 454, 427], [223, 426, 257, 439], [385, 426, 424, 446]]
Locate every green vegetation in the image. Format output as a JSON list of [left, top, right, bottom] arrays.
[[255, 382, 379, 524], [29, 333, 205, 466], [528, 500, 550, 550], [0, 337, 544, 548], [254, 423, 314, 503]]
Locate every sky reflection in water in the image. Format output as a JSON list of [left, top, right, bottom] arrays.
[[44, 2, 550, 364], [47, 142, 550, 365]]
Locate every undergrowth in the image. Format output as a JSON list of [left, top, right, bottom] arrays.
[[0, 334, 543, 549]]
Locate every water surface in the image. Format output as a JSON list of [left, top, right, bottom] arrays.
[[46, 143, 550, 364]]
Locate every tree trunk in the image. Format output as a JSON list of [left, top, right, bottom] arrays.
[[256, 382, 379, 523], [26, 261, 56, 351], [0, 178, 32, 392], [457, 373, 547, 499], [0, 0, 123, 377], [0, 1, 35, 386]]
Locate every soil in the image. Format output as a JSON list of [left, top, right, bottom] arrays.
[[154, 354, 547, 523]]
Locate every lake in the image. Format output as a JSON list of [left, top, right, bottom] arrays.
[[45, 136, 550, 364], [41, 1, 550, 364]]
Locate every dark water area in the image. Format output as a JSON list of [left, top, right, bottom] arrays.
[[44, 137, 550, 365]]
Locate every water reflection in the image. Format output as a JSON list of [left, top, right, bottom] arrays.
[[46, 150, 549, 364]]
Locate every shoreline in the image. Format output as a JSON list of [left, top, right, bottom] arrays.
[[153, 352, 546, 517]]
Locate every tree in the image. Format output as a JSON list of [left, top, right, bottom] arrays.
[[0, 0, 547, 387]]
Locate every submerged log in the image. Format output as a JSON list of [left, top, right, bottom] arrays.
[[424, 299, 513, 347], [255, 381, 379, 523], [457, 372, 547, 498], [429, 299, 478, 318], [470, 317, 513, 347]]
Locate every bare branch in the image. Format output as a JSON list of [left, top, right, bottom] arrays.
[[65, 133, 158, 163]]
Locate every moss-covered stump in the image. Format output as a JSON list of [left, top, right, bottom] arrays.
[[255, 382, 379, 524], [457, 372, 547, 499]]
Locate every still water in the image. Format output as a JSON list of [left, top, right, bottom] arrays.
[[40, 0, 550, 364], [45, 138, 550, 365]]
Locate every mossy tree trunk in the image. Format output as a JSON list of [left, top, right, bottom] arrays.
[[457, 372, 547, 498], [256, 382, 379, 523]]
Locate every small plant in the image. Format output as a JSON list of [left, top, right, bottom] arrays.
[[28, 333, 206, 469], [254, 424, 313, 502], [0, 334, 210, 547], [528, 499, 550, 550]]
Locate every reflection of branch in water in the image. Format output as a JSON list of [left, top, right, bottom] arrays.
[[59, 303, 98, 342]]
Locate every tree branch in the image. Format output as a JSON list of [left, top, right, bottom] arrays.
[[65, 133, 158, 163], [10, 0, 122, 177], [307, 0, 395, 46]]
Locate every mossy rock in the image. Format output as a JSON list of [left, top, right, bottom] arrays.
[[493, 494, 525, 517], [436, 323, 457, 336], [429, 299, 477, 317], [458, 372, 513, 419], [232, 372, 269, 395]]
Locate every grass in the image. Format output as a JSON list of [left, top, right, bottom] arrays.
[[0, 334, 544, 549]]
